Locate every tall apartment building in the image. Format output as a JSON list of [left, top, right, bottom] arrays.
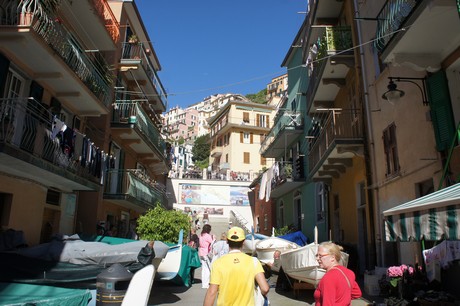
[[0, 0, 169, 243], [208, 95, 276, 181], [266, 74, 288, 100]]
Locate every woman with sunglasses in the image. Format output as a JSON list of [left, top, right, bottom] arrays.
[[314, 241, 362, 305]]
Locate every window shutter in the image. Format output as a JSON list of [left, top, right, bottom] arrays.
[[267, 115, 270, 129], [250, 133, 253, 144], [427, 70, 455, 151], [240, 132, 243, 143], [256, 114, 260, 126], [0, 53, 10, 96]]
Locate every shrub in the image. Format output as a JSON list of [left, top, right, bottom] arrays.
[[136, 204, 190, 243]]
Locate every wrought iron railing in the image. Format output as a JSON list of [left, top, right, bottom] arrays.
[[374, 0, 419, 52], [104, 169, 167, 208], [0, 97, 101, 182], [121, 42, 168, 110], [308, 109, 363, 174], [112, 101, 167, 159], [260, 107, 303, 155], [0, 0, 113, 108]]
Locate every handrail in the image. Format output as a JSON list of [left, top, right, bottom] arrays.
[[112, 101, 167, 159], [121, 42, 168, 109], [0, 97, 102, 182], [0, 0, 114, 107]]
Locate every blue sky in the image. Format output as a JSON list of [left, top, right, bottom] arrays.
[[136, 0, 307, 110]]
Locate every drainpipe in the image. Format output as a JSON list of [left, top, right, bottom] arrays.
[[353, 0, 384, 267]]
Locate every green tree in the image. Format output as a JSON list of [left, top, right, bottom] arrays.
[[136, 204, 190, 243], [246, 89, 267, 104], [192, 134, 210, 168]]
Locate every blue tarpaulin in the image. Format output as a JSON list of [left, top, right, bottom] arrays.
[[279, 231, 309, 246]]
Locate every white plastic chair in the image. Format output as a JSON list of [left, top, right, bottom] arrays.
[[121, 265, 156, 306]]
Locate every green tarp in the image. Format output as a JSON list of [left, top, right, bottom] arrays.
[[0, 282, 92, 306]]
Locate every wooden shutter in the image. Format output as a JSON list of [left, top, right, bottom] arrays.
[[256, 114, 260, 126], [243, 112, 249, 123], [250, 133, 253, 144], [427, 70, 455, 151], [240, 132, 243, 143], [0, 53, 10, 97], [244, 152, 250, 164]]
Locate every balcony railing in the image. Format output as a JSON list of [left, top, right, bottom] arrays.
[[374, 0, 419, 52], [306, 26, 352, 110], [0, 0, 114, 108], [0, 97, 101, 183], [112, 101, 167, 159], [260, 106, 303, 155], [104, 169, 167, 208], [121, 42, 168, 109], [308, 109, 363, 173], [92, 0, 120, 44]]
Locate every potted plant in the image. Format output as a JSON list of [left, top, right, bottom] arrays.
[[128, 34, 139, 44], [284, 163, 293, 179]]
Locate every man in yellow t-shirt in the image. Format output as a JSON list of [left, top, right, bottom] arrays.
[[203, 226, 269, 306]]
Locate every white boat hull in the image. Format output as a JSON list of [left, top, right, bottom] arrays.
[[255, 237, 300, 264], [280, 242, 349, 287]]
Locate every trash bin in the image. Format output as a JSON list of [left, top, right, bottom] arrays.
[[96, 263, 133, 305]]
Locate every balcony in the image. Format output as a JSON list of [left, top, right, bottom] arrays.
[[305, 26, 354, 113], [120, 42, 168, 112], [374, 0, 460, 70], [0, 98, 101, 191], [111, 101, 169, 174], [308, 109, 364, 183], [211, 146, 222, 157], [269, 161, 306, 199], [0, 0, 114, 115], [59, 0, 120, 50], [104, 169, 167, 211], [260, 99, 304, 157]]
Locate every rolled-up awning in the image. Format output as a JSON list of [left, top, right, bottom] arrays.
[[383, 182, 460, 242]]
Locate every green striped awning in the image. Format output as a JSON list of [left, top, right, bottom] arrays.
[[383, 183, 460, 241]]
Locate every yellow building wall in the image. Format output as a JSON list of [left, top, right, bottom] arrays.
[[329, 155, 367, 245], [0, 174, 47, 246]]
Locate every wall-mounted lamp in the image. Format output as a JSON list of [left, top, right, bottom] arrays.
[[381, 77, 429, 106]]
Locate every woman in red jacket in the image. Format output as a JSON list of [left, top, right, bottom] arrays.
[[314, 241, 362, 305]]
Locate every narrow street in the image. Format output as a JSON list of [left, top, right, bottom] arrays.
[[147, 266, 378, 306]]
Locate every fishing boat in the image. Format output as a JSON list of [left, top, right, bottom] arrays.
[[155, 230, 183, 281], [280, 242, 349, 287], [243, 233, 269, 255], [255, 236, 300, 265], [0, 234, 169, 285]]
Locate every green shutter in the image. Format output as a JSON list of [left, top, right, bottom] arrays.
[[427, 70, 455, 151]]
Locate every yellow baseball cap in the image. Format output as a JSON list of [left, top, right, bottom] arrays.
[[227, 226, 245, 242]]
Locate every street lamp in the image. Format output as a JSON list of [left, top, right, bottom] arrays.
[[381, 77, 429, 106]]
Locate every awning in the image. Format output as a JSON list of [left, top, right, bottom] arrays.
[[383, 182, 460, 242]]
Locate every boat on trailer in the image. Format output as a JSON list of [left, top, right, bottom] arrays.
[[280, 242, 349, 287]]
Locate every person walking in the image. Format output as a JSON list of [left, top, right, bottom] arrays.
[[314, 241, 362, 305], [198, 224, 215, 289], [203, 226, 269, 306], [211, 232, 229, 264]]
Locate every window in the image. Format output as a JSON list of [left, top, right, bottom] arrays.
[[383, 123, 400, 176], [243, 152, 250, 164], [241, 132, 250, 144], [260, 156, 266, 166], [225, 154, 228, 163], [46, 189, 61, 206], [257, 114, 269, 128], [243, 112, 250, 123], [316, 182, 326, 222]]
